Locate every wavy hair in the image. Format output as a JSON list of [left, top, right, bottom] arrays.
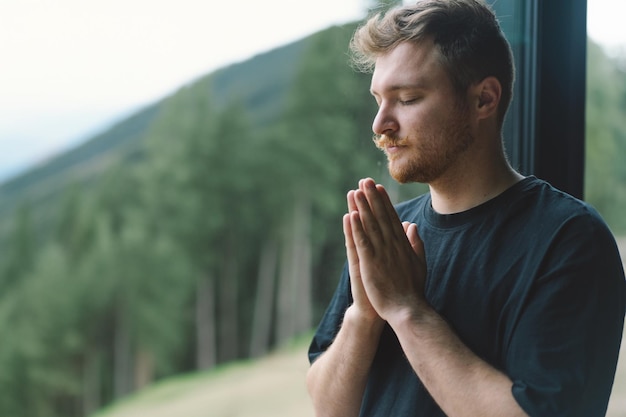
[[350, 0, 514, 126]]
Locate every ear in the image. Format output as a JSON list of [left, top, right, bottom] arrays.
[[472, 76, 501, 121]]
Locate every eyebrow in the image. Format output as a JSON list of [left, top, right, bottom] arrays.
[[370, 83, 428, 97]]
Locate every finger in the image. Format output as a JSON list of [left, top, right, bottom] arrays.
[[347, 189, 358, 213], [358, 180, 406, 244], [344, 212, 364, 292], [358, 178, 367, 191], [374, 183, 405, 238], [360, 179, 396, 236], [406, 223, 425, 258], [349, 210, 375, 258], [353, 189, 384, 244], [343, 212, 360, 267], [360, 178, 399, 226], [345, 212, 371, 307]]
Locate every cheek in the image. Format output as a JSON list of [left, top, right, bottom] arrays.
[[401, 102, 445, 130], [402, 109, 440, 137]]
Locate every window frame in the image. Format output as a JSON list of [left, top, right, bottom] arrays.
[[497, 0, 587, 199]]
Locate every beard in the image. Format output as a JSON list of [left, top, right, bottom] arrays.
[[373, 112, 474, 184]]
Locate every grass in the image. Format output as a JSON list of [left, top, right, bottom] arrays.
[[90, 335, 315, 417]]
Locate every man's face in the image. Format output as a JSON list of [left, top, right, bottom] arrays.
[[370, 40, 474, 184]]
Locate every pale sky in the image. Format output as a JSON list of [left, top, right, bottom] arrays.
[[0, 0, 624, 184], [0, 0, 367, 183]]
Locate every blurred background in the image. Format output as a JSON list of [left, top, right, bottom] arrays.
[[0, 0, 624, 416]]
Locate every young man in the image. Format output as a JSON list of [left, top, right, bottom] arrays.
[[306, 1, 626, 416]]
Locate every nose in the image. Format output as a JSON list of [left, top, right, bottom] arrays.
[[372, 103, 398, 136]]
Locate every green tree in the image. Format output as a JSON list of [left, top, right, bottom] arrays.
[[366, 0, 403, 14], [0, 203, 35, 293], [139, 80, 261, 368], [55, 185, 98, 261], [585, 39, 626, 233], [0, 243, 83, 417], [263, 25, 382, 342], [77, 211, 193, 401]]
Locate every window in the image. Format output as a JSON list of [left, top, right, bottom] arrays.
[[494, 0, 587, 199]]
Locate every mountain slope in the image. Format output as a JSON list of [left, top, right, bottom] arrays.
[[90, 339, 315, 417], [0, 27, 316, 246]]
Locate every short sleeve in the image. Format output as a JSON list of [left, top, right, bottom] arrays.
[[308, 263, 353, 364], [507, 215, 626, 416]]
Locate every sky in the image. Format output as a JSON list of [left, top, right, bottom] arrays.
[[0, 0, 624, 185]]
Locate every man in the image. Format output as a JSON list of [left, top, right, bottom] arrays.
[[306, 1, 626, 416]]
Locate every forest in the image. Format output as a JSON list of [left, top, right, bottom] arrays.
[[0, 17, 625, 417]]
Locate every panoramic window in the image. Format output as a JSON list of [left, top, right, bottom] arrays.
[[494, 1, 625, 415]]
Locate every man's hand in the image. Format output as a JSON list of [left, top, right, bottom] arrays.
[[345, 178, 428, 322], [344, 185, 381, 322]]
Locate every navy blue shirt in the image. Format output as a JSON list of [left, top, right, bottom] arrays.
[[309, 177, 626, 416]]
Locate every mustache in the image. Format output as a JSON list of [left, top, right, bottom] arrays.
[[372, 134, 409, 150]]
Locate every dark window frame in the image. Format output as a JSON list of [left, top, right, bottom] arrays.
[[497, 0, 587, 200]]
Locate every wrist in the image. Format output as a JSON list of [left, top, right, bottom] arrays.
[[344, 305, 385, 335], [386, 301, 436, 333]]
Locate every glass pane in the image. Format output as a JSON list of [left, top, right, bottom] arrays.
[[587, 1, 625, 415]]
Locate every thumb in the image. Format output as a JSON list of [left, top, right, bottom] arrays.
[[406, 223, 425, 258]]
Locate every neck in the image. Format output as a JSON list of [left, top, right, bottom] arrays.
[[428, 145, 524, 215]]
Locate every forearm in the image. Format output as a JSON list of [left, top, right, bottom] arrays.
[[389, 306, 528, 417], [306, 306, 384, 417]]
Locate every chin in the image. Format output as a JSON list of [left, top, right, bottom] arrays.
[[389, 167, 419, 184], [388, 162, 435, 184]]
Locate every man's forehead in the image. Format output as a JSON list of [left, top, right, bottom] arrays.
[[370, 41, 442, 94]]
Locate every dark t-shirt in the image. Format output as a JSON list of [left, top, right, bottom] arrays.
[[308, 177, 626, 416]]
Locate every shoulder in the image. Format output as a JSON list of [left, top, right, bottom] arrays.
[[518, 177, 623, 285], [515, 176, 610, 236]]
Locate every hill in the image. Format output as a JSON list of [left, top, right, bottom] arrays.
[[0, 21, 380, 417], [90, 337, 315, 417], [0, 28, 309, 249]]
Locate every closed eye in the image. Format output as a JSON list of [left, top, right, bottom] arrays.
[[399, 97, 420, 105]]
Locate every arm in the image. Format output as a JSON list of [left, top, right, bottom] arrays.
[[306, 186, 385, 417], [349, 178, 528, 417], [388, 304, 527, 417], [306, 306, 384, 417]]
